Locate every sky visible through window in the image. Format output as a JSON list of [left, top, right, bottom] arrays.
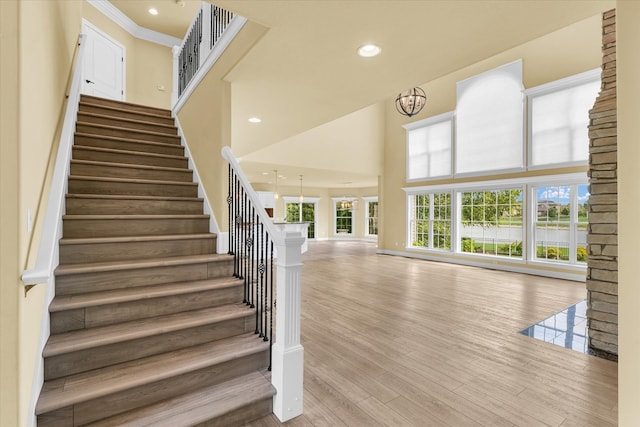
[[537, 186, 589, 204]]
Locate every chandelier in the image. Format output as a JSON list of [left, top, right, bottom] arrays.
[[395, 87, 427, 117]]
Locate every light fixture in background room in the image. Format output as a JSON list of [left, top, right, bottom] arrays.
[[273, 170, 279, 200], [299, 175, 304, 202], [340, 182, 353, 210], [148, 7, 158, 15], [395, 87, 427, 117]]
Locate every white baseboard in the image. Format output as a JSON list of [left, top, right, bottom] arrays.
[[376, 249, 586, 282]]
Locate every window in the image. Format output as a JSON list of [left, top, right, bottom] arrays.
[[302, 203, 316, 238], [460, 188, 523, 258], [533, 184, 588, 264], [405, 112, 453, 181], [365, 198, 379, 236], [528, 70, 601, 168], [285, 202, 300, 222], [335, 201, 353, 235], [456, 60, 524, 175], [409, 192, 451, 250], [285, 197, 317, 239]]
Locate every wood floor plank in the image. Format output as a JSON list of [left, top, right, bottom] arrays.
[[356, 396, 414, 427], [249, 241, 617, 426]]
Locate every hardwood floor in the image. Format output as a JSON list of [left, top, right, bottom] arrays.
[[247, 240, 617, 427]]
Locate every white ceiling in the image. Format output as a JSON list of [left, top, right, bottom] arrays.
[[108, 0, 611, 189]]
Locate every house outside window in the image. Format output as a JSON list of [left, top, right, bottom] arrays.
[[533, 184, 589, 264]]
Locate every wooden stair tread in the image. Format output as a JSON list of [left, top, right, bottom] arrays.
[[49, 278, 242, 312], [36, 333, 269, 414], [79, 101, 173, 121], [78, 111, 177, 132], [76, 121, 181, 140], [73, 145, 186, 161], [44, 303, 254, 357], [59, 233, 216, 246], [80, 95, 172, 116], [66, 194, 203, 202], [74, 132, 183, 149], [89, 371, 275, 427], [63, 214, 208, 220], [55, 253, 231, 276], [68, 174, 198, 187], [71, 159, 191, 173]]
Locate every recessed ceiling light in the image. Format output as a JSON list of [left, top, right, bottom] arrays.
[[148, 8, 158, 15], [248, 117, 262, 123], [357, 44, 381, 58]]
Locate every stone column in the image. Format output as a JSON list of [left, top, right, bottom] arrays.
[[587, 9, 618, 358]]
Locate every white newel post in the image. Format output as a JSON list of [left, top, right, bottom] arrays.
[[272, 231, 305, 422], [171, 45, 180, 107]]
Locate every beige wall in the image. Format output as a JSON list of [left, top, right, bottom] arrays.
[[251, 184, 378, 240], [380, 13, 607, 276], [0, 1, 84, 425], [2, 2, 174, 424], [83, 2, 173, 109], [616, 1, 640, 424], [1, 2, 21, 425], [177, 21, 268, 233]]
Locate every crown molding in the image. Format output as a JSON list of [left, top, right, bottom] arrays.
[[86, 0, 182, 48]]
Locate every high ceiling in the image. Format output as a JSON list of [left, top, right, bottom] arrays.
[[108, 0, 611, 189]]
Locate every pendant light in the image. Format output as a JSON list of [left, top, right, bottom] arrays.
[[299, 175, 304, 202], [395, 87, 427, 117]]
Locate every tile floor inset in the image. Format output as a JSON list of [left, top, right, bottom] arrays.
[[520, 300, 589, 354]]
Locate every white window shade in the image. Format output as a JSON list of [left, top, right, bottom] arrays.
[[530, 79, 600, 167], [406, 113, 452, 181], [455, 60, 524, 175]]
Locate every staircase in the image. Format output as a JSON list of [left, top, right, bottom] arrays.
[[35, 95, 276, 426]]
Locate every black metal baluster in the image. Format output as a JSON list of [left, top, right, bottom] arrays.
[[256, 223, 263, 336], [227, 165, 232, 256], [269, 240, 274, 370], [243, 191, 249, 293], [249, 206, 256, 308], [234, 175, 240, 279], [210, 4, 215, 49], [263, 231, 269, 341]]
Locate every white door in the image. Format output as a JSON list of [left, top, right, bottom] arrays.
[[81, 20, 125, 101]]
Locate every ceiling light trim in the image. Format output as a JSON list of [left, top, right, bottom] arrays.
[[86, 0, 182, 48], [357, 44, 381, 57]]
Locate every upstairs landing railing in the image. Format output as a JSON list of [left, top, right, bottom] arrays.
[[222, 147, 305, 423], [172, 2, 245, 111]]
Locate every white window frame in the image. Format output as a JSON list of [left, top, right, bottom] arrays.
[[528, 178, 589, 267], [456, 185, 525, 260], [283, 196, 319, 239], [525, 68, 601, 170], [332, 197, 356, 236], [363, 196, 379, 237], [407, 191, 453, 251], [404, 111, 454, 182], [404, 173, 587, 273], [454, 60, 526, 178]]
